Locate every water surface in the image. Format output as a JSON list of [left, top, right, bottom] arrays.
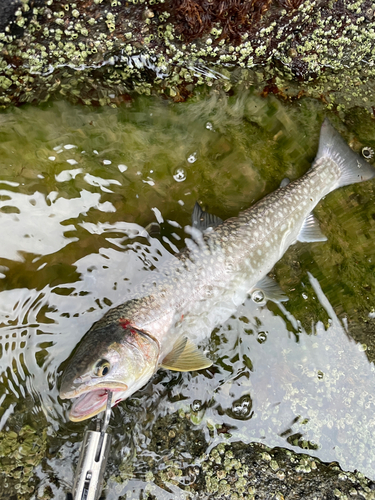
[[0, 93, 375, 498]]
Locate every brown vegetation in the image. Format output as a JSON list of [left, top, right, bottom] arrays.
[[160, 0, 305, 43]]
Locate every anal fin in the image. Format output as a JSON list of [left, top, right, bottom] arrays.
[[297, 213, 327, 243], [251, 275, 288, 304], [160, 336, 212, 372]]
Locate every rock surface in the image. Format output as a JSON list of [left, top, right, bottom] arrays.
[[0, 0, 375, 108], [107, 410, 375, 500]]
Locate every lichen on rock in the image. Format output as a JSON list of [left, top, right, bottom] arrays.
[[0, 423, 47, 499], [0, 0, 375, 109]]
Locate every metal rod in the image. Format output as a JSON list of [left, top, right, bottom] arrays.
[[102, 391, 112, 434], [70, 391, 114, 499], [94, 391, 113, 463]]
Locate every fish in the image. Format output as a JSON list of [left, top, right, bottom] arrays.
[[59, 119, 375, 422]]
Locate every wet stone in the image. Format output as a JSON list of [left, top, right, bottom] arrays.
[[0, 418, 47, 500], [1, 0, 375, 110], [134, 411, 375, 499]]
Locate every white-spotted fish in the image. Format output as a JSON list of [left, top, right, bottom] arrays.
[[59, 120, 375, 421]]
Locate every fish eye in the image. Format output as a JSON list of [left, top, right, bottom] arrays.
[[94, 359, 111, 377]]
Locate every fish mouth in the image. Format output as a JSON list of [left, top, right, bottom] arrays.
[[67, 386, 128, 422]]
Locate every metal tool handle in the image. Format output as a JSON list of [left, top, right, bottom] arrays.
[[73, 430, 111, 500], [72, 392, 113, 500]]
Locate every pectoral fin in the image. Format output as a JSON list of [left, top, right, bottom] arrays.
[[160, 336, 213, 372], [297, 213, 327, 243]]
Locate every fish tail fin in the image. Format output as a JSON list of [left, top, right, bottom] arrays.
[[315, 119, 375, 189]]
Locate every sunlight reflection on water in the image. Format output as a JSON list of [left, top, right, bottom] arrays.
[[0, 187, 173, 431]]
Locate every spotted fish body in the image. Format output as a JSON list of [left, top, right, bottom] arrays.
[[60, 120, 375, 421]]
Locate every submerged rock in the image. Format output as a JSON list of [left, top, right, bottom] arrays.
[[196, 441, 375, 499], [0, 422, 47, 499], [108, 410, 375, 499]]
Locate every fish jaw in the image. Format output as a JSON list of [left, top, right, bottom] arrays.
[[68, 387, 129, 422], [60, 380, 129, 421]]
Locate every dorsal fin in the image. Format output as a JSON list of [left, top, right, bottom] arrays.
[[160, 336, 213, 372], [191, 202, 223, 232]]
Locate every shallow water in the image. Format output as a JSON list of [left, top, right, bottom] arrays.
[[1, 92, 375, 498]]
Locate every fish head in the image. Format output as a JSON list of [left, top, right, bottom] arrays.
[[59, 319, 160, 421]]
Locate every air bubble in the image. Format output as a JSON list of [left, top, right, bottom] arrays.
[[231, 395, 252, 419], [251, 289, 265, 303], [191, 400, 202, 412], [257, 331, 267, 344], [173, 167, 187, 182], [187, 152, 197, 163], [362, 146, 374, 159]]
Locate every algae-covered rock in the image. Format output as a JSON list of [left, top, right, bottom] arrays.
[[0, 423, 47, 499], [196, 441, 375, 499], [1, 0, 375, 108], [109, 410, 375, 499]]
